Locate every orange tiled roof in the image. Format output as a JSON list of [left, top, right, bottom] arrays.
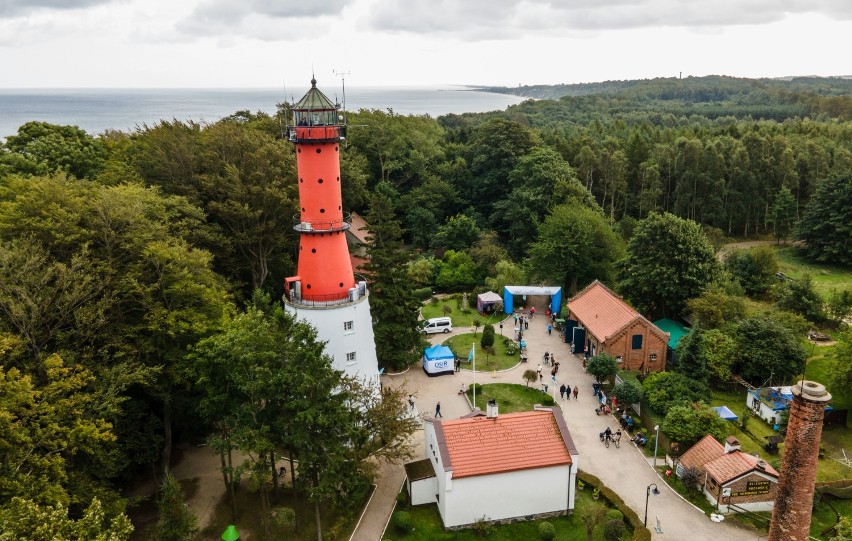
[[567, 280, 667, 344], [438, 410, 572, 478], [348, 212, 370, 244], [678, 434, 725, 471], [704, 451, 779, 484]]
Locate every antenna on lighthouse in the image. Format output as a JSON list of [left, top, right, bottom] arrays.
[[333, 69, 350, 119]]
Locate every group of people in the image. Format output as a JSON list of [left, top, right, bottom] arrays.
[[619, 412, 635, 431], [599, 426, 622, 445], [559, 383, 579, 400]]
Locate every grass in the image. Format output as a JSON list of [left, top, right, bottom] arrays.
[[444, 333, 520, 371], [466, 383, 556, 413], [421, 296, 507, 329], [774, 246, 852, 299], [384, 488, 625, 540], [811, 497, 852, 538], [800, 343, 850, 411], [197, 481, 369, 541]]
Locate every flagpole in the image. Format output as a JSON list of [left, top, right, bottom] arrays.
[[472, 343, 476, 408]]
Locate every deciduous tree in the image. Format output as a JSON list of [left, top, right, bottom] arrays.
[[528, 204, 623, 294], [618, 212, 719, 318], [734, 315, 807, 385]]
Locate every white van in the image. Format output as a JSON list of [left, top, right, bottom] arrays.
[[420, 317, 453, 334]]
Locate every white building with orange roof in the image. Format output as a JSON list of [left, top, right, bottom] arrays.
[[406, 404, 579, 529]]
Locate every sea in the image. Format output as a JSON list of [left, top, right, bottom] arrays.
[[0, 86, 525, 139]]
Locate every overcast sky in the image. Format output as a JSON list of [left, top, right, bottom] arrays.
[[1, 0, 850, 88]]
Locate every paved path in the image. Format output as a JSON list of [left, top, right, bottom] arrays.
[[352, 311, 763, 540]]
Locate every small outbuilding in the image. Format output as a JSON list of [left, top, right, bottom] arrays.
[[410, 405, 579, 529], [476, 291, 503, 315], [677, 435, 778, 513], [566, 280, 669, 373]]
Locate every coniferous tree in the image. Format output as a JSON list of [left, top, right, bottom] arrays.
[[674, 326, 709, 385], [797, 174, 852, 265], [363, 182, 424, 371]]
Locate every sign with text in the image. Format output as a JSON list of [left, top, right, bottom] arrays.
[[731, 479, 772, 497]]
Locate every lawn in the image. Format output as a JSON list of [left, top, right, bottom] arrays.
[[774, 246, 852, 299], [384, 488, 627, 540], [800, 343, 849, 411], [811, 496, 852, 538], [421, 296, 507, 329], [444, 333, 520, 372], [466, 383, 556, 413], [196, 481, 369, 541]]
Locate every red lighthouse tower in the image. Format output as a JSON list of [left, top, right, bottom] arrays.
[[287, 77, 354, 301], [283, 79, 379, 384]]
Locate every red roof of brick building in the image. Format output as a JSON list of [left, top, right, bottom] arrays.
[[679, 434, 779, 484], [435, 410, 574, 479], [348, 212, 370, 245], [567, 280, 668, 344]]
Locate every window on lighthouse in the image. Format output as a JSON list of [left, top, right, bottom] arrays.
[[344, 321, 354, 333], [346, 352, 357, 364]]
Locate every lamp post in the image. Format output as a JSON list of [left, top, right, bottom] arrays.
[[653, 424, 660, 469], [644, 483, 659, 527], [499, 322, 503, 336]]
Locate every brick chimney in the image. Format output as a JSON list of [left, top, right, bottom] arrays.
[[724, 436, 741, 453], [767, 380, 831, 541]]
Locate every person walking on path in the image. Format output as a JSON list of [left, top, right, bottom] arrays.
[[559, 383, 567, 401], [547, 323, 552, 335], [435, 401, 442, 418], [524, 318, 529, 330], [537, 363, 542, 380], [573, 386, 579, 400]]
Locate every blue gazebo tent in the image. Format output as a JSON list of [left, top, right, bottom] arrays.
[[502, 286, 562, 316], [422, 344, 455, 376], [712, 405, 739, 421]]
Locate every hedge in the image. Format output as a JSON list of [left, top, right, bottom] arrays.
[[576, 470, 652, 541]]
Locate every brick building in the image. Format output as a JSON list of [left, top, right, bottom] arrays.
[[768, 380, 832, 541], [677, 435, 779, 512], [566, 280, 669, 373]]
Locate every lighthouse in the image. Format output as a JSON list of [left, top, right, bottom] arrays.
[[282, 78, 379, 386]]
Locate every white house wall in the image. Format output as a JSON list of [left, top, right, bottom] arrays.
[[284, 296, 379, 385], [409, 477, 437, 506], [442, 465, 571, 528]]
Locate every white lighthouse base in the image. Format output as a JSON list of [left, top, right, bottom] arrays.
[[283, 294, 380, 388]]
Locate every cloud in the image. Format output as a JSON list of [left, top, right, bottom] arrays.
[[364, 0, 852, 38], [175, 0, 350, 36], [0, 0, 118, 18]]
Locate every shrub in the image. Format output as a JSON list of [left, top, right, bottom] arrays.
[[612, 380, 643, 406], [641, 371, 710, 412], [604, 518, 627, 541], [523, 369, 538, 387], [271, 506, 296, 533], [577, 470, 651, 541], [606, 509, 624, 521], [538, 521, 556, 541], [471, 516, 492, 537], [680, 467, 702, 497], [413, 287, 433, 300], [393, 511, 413, 534], [542, 394, 555, 406]]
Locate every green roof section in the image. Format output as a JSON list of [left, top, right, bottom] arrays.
[[654, 318, 689, 350], [294, 78, 337, 111]]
